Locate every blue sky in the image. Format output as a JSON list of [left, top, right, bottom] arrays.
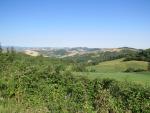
[[0, 0, 150, 48]]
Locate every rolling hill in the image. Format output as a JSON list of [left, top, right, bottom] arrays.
[[75, 59, 150, 85], [88, 58, 148, 72], [3, 46, 138, 58]]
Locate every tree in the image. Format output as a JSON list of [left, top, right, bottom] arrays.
[[10, 47, 15, 53], [6, 47, 10, 53], [0, 42, 2, 53]]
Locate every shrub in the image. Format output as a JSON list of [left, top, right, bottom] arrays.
[[124, 68, 145, 72], [148, 62, 150, 71]]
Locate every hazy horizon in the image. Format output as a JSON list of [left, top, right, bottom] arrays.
[[1, 44, 148, 50], [0, 0, 150, 48]]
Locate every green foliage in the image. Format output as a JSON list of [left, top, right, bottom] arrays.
[[64, 50, 128, 65], [148, 62, 150, 71], [0, 43, 2, 53], [88, 58, 148, 73], [0, 52, 150, 113], [124, 49, 150, 62], [71, 63, 87, 72], [124, 68, 145, 72]]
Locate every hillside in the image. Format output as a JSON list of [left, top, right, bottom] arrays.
[[88, 59, 148, 73], [2, 46, 138, 58], [24, 50, 40, 56], [75, 59, 150, 85]]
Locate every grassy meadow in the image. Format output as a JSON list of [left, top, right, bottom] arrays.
[[74, 59, 150, 85], [88, 58, 148, 73]]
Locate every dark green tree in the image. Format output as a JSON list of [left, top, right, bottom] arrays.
[[6, 47, 10, 53], [0, 42, 2, 53], [10, 47, 15, 53]]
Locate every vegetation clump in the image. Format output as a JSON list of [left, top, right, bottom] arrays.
[[124, 68, 145, 72]]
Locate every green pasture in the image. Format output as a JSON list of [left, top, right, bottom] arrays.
[[88, 58, 148, 72], [75, 59, 150, 85]]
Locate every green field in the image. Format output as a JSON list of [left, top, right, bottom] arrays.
[[88, 58, 148, 72], [75, 59, 150, 85]]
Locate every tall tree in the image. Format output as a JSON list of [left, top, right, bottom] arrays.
[[6, 47, 10, 53], [10, 47, 15, 54], [0, 42, 2, 53]]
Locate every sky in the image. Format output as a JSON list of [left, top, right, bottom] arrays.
[[0, 0, 150, 48]]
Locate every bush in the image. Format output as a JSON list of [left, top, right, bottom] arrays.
[[148, 62, 150, 71], [124, 68, 145, 72]]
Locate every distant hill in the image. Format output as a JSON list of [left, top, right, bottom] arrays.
[[8, 47, 140, 58]]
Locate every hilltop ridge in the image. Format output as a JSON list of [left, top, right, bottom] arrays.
[[3, 46, 139, 57]]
